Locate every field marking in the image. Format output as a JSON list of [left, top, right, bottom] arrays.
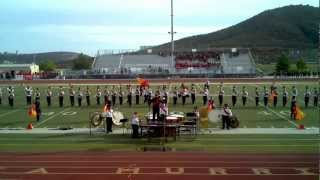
[[35, 108, 71, 127], [0, 110, 20, 118], [246, 86, 299, 128], [265, 107, 299, 127]]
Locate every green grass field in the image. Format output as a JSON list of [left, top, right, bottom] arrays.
[[0, 82, 319, 129], [0, 134, 318, 154]]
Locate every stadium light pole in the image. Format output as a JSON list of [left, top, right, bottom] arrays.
[[169, 0, 176, 71]]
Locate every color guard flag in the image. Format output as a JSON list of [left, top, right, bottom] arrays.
[[295, 107, 305, 121], [103, 105, 107, 112], [137, 78, 149, 88], [28, 105, 37, 119], [269, 90, 276, 102], [207, 101, 215, 112]]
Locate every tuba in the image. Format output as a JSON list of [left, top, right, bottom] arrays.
[[90, 112, 103, 127], [90, 111, 124, 127]]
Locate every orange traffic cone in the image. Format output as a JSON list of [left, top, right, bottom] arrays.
[[27, 123, 33, 130]]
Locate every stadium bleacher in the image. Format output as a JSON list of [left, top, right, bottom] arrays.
[[92, 49, 256, 76]]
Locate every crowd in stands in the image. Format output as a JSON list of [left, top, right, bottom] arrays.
[[175, 51, 221, 69]]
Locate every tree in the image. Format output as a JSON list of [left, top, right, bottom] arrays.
[[39, 60, 57, 72], [275, 54, 290, 74], [72, 54, 92, 70], [296, 59, 307, 72]]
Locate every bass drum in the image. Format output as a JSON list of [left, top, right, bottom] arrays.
[[208, 109, 221, 123], [112, 111, 124, 126], [90, 112, 103, 127], [230, 116, 240, 128]]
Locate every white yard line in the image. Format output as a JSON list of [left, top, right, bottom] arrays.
[[0, 110, 20, 118], [246, 95, 299, 128], [35, 108, 70, 127]]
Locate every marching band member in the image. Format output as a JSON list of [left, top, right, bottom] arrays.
[[255, 87, 260, 107], [242, 86, 248, 106], [25, 85, 33, 105], [204, 80, 210, 90], [203, 87, 209, 105], [221, 104, 232, 130], [282, 86, 288, 107], [46, 86, 52, 107], [135, 86, 140, 105], [111, 88, 117, 106], [313, 88, 319, 107], [147, 88, 153, 107], [304, 86, 311, 107], [85, 86, 91, 106], [103, 86, 110, 105], [69, 86, 75, 107], [191, 86, 196, 105], [159, 99, 168, 122], [231, 86, 238, 107], [34, 88, 41, 102], [151, 92, 161, 121], [35, 98, 41, 122], [292, 86, 298, 102], [58, 86, 64, 107], [77, 87, 83, 107], [263, 86, 269, 107], [290, 101, 297, 120], [7, 86, 14, 107], [143, 88, 148, 104], [131, 112, 140, 138], [96, 86, 102, 105], [273, 89, 278, 107], [182, 87, 188, 106], [119, 87, 124, 106], [193, 106, 200, 119], [127, 87, 132, 107], [208, 97, 215, 110], [218, 86, 224, 107], [161, 86, 168, 104], [172, 87, 178, 106], [105, 104, 113, 133]]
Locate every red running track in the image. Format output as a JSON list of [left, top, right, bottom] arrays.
[[0, 152, 318, 180]]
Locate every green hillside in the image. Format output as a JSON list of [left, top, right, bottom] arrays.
[[155, 5, 319, 50]]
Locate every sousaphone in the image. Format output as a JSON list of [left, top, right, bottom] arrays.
[[90, 111, 124, 127]]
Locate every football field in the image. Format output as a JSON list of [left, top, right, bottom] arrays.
[[0, 80, 318, 129]]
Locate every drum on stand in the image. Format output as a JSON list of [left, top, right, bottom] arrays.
[[169, 112, 185, 123]]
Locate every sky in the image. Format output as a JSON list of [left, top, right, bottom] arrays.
[[0, 0, 318, 56]]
